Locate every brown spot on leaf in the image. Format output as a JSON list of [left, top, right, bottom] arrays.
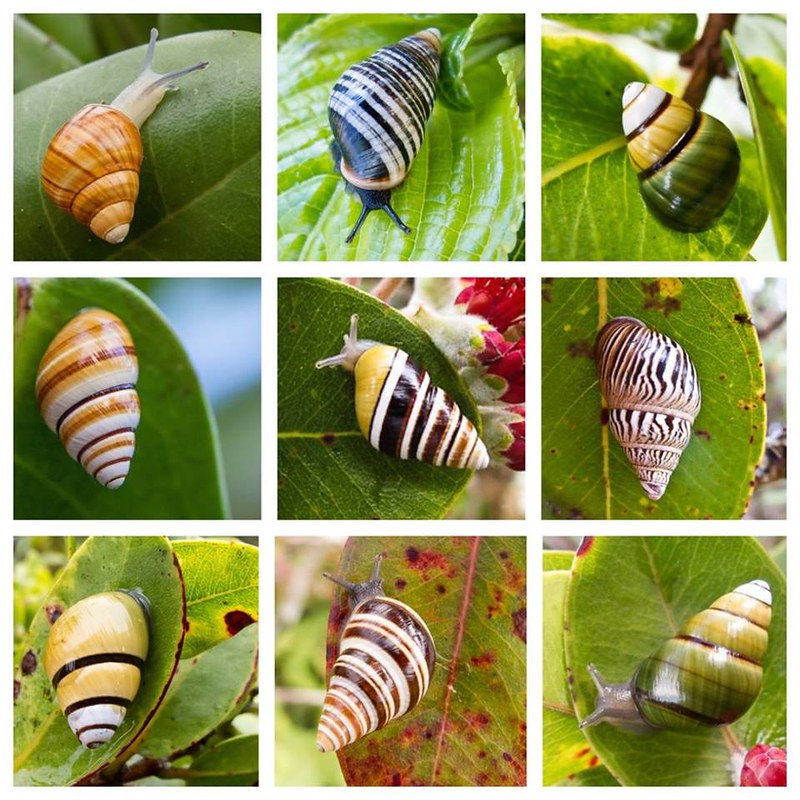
[[321, 433, 336, 445], [394, 578, 407, 590], [14, 680, 21, 701], [21, 651, 37, 675], [405, 547, 448, 576], [695, 429, 711, 441], [46, 604, 63, 625], [224, 609, 255, 636], [641, 279, 682, 316], [576, 537, 594, 557], [734, 313, 753, 325], [499, 550, 509, 560], [589, 755, 599, 768], [600, 408, 608, 426], [719, 374, 727, 381], [470, 651, 498, 669], [435, 583, 446, 594], [567, 339, 593, 359], [465, 710, 491, 731], [478, 750, 486, 759], [569, 508, 584, 519], [512, 607, 526, 643]]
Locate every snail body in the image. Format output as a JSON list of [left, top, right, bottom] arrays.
[[622, 81, 740, 232], [41, 28, 208, 244]]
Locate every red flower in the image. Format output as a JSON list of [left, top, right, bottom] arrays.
[[478, 330, 525, 403], [456, 278, 525, 333], [740, 744, 786, 786], [501, 404, 525, 471]]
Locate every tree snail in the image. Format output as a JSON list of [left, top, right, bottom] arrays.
[[41, 28, 208, 244], [35, 308, 140, 489], [329, 29, 442, 243], [44, 589, 150, 748], [580, 579, 771, 731], [317, 554, 436, 752], [622, 81, 741, 232], [316, 314, 490, 469], [595, 316, 701, 501]]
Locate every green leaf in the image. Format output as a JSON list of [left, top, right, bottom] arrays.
[[14, 278, 229, 519], [544, 14, 697, 51], [14, 15, 83, 92], [158, 14, 261, 37], [543, 550, 575, 571], [277, 13, 323, 43], [23, 13, 102, 64], [541, 278, 766, 519], [185, 734, 258, 786]]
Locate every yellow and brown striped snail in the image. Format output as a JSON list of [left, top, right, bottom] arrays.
[[328, 29, 442, 243], [44, 589, 150, 748], [580, 579, 771, 730], [315, 314, 490, 469], [317, 554, 435, 752], [595, 316, 701, 501], [35, 308, 140, 489], [41, 28, 208, 244], [622, 81, 741, 232]]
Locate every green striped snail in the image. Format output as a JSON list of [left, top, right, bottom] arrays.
[[622, 81, 741, 232], [44, 589, 150, 748], [315, 314, 490, 469], [317, 554, 436, 752], [35, 308, 140, 489], [328, 29, 442, 243], [580, 579, 771, 731], [596, 316, 701, 501]]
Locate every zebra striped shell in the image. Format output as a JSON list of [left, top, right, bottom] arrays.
[[44, 590, 150, 748], [623, 82, 740, 232], [581, 579, 771, 731], [317, 555, 436, 752], [328, 28, 442, 243], [315, 314, 490, 469], [35, 308, 140, 490], [596, 316, 701, 501]]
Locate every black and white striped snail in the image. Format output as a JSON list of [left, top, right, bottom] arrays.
[[328, 29, 442, 243], [315, 314, 490, 469], [622, 81, 741, 232], [596, 316, 701, 501], [44, 589, 150, 748], [581, 579, 771, 731], [317, 554, 436, 752]]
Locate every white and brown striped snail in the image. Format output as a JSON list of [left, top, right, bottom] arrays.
[[581, 579, 771, 731], [328, 29, 441, 243], [596, 316, 701, 501], [44, 589, 150, 748], [35, 308, 140, 490], [41, 28, 208, 244], [315, 314, 490, 469], [622, 82, 741, 232], [317, 554, 436, 752]]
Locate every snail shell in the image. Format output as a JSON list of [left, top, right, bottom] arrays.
[[315, 314, 490, 469], [328, 28, 442, 243], [581, 579, 771, 730], [317, 555, 436, 752], [44, 589, 150, 748], [596, 316, 701, 501], [41, 28, 208, 244], [622, 81, 741, 232], [35, 308, 140, 490]]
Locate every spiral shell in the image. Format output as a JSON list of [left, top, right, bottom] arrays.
[[622, 82, 741, 232], [35, 309, 140, 490], [596, 316, 701, 501], [317, 555, 436, 752], [316, 314, 490, 469]]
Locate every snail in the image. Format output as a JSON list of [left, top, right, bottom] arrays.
[[595, 316, 701, 501], [41, 28, 208, 244], [35, 308, 140, 490], [328, 28, 441, 243], [44, 589, 150, 748], [580, 579, 771, 730], [317, 554, 436, 752], [315, 314, 490, 469], [622, 81, 741, 232]]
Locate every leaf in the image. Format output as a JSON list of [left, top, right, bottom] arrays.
[[23, 13, 102, 64], [14, 15, 83, 92], [277, 13, 323, 43], [14, 30, 260, 260], [14, 277, 229, 519], [541, 278, 766, 520], [544, 14, 698, 51], [184, 734, 258, 786], [563, 536, 786, 786]]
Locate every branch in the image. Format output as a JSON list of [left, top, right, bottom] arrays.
[[371, 277, 407, 303], [679, 14, 738, 108]]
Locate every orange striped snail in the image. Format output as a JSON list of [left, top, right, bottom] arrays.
[[595, 316, 701, 501], [329, 29, 441, 243], [35, 308, 140, 489], [41, 28, 208, 244], [44, 589, 150, 748], [581, 579, 771, 730], [315, 314, 490, 469], [317, 554, 435, 752]]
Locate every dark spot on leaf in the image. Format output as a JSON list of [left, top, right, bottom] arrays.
[[499, 550, 509, 560], [760, 392, 767, 402], [478, 750, 486, 759], [405, 547, 448, 575], [224, 609, 255, 636], [641, 280, 681, 316], [734, 313, 753, 325], [549, 447, 557, 454], [436, 584, 446, 594], [287, 318, 300, 333], [576, 747, 590, 758], [46, 604, 63, 625], [567, 339, 593, 358], [394, 578, 407, 590], [695, 429, 711, 441], [321, 433, 336, 445], [21, 651, 37, 675], [542, 289, 552, 303], [391, 773, 402, 786], [719, 374, 727, 381], [576, 537, 594, 557], [568, 508, 584, 519], [750, 480, 756, 487], [749, 435, 754, 444], [600, 408, 608, 426], [589, 756, 599, 768], [465, 710, 491, 731], [476, 772, 490, 785], [14, 680, 21, 701], [512, 607, 526, 643], [470, 651, 497, 669], [503, 752, 512, 762]]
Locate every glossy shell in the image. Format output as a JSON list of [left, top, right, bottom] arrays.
[[622, 81, 741, 232], [35, 309, 140, 489]]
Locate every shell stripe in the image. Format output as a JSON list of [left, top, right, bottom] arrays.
[[51, 652, 146, 689], [675, 634, 762, 666], [55, 382, 136, 433], [637, 107, 702, 182], [624, 90, 671, 143], [64, 695, 132, 718], [709, 603, 771, 631]]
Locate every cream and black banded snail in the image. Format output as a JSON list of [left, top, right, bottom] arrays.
[[36, 308, 140, 489], [44, 589, 150, 748], [622, 82, 741, 232], [596, 316, 701, 501], [316, 314, 490, 469], [317, 554, 436, 752], [581, 579, 771, 731], [328, 29, 442, 243], [41, 28, 208, 243]]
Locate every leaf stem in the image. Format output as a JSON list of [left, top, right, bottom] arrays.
[[371, 277, 407, 303], [679, 14, 738, 108]]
